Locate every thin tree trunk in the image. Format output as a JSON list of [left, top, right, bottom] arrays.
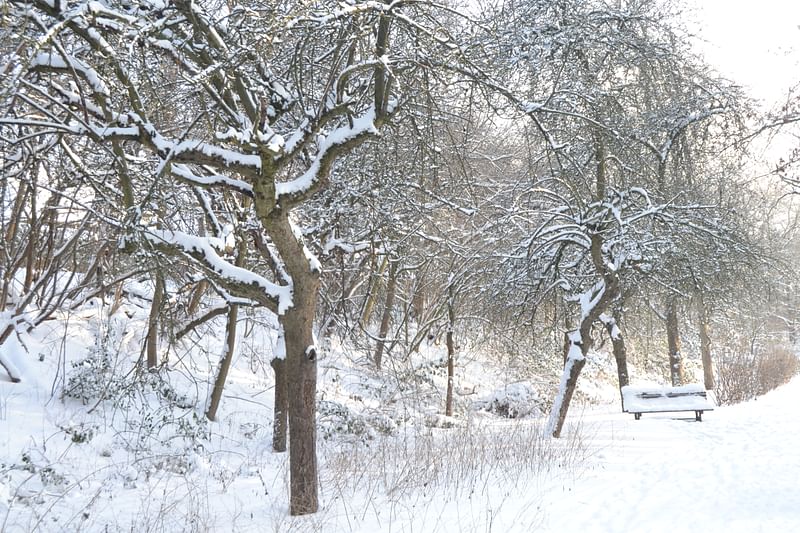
[[548, 331, 587, 438], [445, 282, 455, 417], [666, 298, 684, 386], [373, 260, 397, 370], [411, 272, 426, 320], [205, 304, 238, 421], [22, 215, 37, 293], [548, 134, 620, 438], [207, 240, 247, 420], [360, 253, 387, 328], [186, 280, 208, 316], [271, 356, 288, 452], [146, 273, 164, 370], [601, 311, 629, 399], [697, 293, 714, 390], [3, 180, 28, 251], [1, 181, 29, 311]]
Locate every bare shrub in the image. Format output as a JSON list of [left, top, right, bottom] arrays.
[[320, 418, 585, 501], [715, 345, 799, 405], [715, 352, 758, 405], [757, 346, 800, 394]]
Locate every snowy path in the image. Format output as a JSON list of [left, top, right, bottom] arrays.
[[542, 379, 800, 532]]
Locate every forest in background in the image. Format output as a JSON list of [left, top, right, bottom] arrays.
[[2, 0, 800, 519]]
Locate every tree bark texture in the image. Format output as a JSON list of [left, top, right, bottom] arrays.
[[186, 280, 208, 316], [360, 253, 387, 329], [267, 213, 320, 516], [283, 275, 319, 515], [666, 298, 685, 386], [271, 357, 288, 453]]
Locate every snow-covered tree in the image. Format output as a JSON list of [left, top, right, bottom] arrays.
[[1, 0, 469, 514], [471, 0, 755, 436]]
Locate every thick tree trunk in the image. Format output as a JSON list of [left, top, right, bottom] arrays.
[[271, 356, 288, 452], [697, 294, 714, 390], [146, 273, 164, 370], [666, 298, 684, 386], [373, 260, 397, 370], [205, 304, 238, 421], [444, 283, 456, 417], [283, 273, 319, 515], [264, 211, 320, 516]]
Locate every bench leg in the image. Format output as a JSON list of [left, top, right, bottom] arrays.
[[695, 411, 702, 422], [634, 413, 641, 420]]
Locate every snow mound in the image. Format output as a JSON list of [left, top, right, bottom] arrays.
[[472, 381, 545, 418]]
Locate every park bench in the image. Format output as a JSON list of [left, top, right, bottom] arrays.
[[621, 384, 715, 421]]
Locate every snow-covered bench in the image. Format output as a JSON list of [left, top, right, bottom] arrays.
[[621, 384, 715, 421]]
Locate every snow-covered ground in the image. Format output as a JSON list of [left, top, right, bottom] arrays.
[[542, 380, 800, 533], [1, 305, 798, 532]]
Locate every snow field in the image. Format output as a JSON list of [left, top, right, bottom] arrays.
[[542, 381, 800, 532], [1, 300, 799, 532]]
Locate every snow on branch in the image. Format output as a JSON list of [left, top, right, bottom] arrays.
[[566, 280, 606, 323], [82, 116, 263, 174], [286, 1, 401, 28], [322, 237, 371, 256], [599, 313, 621, 340], [275, 108, 379, 203], [171, 164, 254, 198], [144, 229, 292, 314], [31, 52, 109, 96], [147, 127, 262, 170]]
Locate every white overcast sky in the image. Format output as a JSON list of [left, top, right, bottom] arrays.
[[687, 0, 800, 108]]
